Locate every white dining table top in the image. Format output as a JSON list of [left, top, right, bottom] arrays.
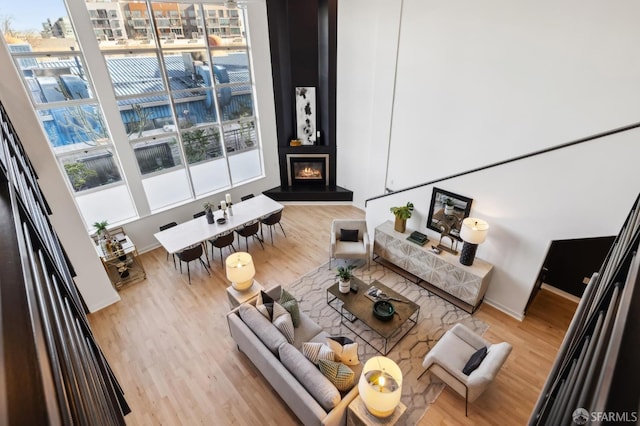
[[154, 194, 284, 254]]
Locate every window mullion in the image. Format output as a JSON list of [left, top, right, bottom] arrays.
[[66, 0, 150, 216]]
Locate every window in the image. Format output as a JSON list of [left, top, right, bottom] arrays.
[[2, 0, 262, 227]]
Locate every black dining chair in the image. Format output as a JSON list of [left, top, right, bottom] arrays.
[[159, 222, 178, 268], [240, 194, 255, 201], [235, 220, 264, 252], [193, 211, 206, 218], [176, 244, 210, 284], [208, 231, 236, 267], [261, 209, 286, 245]]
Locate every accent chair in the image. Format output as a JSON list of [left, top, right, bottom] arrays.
[[329, 219, 370, 268], [419, 323, 512, 416]]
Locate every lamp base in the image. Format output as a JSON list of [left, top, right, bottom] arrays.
[[232, 279, 253, 291], [459, 242, 478, 266]]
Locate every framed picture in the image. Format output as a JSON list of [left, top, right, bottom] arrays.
[[427, 187, 473, 241], [295, 87, 316, 145]]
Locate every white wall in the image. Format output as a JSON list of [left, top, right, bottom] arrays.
[[387, 0, 640, 189], [337, 0, 640, 318], [0, 1, 279, 311]]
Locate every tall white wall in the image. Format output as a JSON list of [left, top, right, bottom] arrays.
[[337, 0, 640, 318]]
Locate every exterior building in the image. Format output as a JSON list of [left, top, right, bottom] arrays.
[[85, 2, 127, 41]]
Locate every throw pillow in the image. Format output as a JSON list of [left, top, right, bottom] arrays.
[[302, 342, 335, 365], [279, 289, 301, 327], [340, 228, 359, 242], [318, 359, 355, 392], [271, 302, 295, 344], [327, 336, 360, 366], [256, 290, 275, 320], [463, 346, 488, 375]]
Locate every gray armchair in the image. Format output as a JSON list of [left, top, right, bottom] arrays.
[[419, 323, 512, 415], [329, 219, 370, 268]]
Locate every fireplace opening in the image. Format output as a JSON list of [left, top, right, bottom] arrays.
[[286, 154, 329, 186]]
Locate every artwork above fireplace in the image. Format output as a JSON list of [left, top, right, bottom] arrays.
[[286, 154, 329, 186]]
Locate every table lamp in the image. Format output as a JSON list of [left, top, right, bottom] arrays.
[[358, 356, 402, 418], [459, 217, 489, 266], [226, 252, 255, 291]]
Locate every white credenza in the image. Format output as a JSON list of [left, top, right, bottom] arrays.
[[373, 221, 493, 313]]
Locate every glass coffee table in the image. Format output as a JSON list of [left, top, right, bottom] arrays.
[[326, 276, 419, 355]]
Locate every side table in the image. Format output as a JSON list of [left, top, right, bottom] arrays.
[[226, 280, 263, 308], [347, 395, 407, 426]]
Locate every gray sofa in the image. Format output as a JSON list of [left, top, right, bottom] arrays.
[[226, 285, 360, 426]]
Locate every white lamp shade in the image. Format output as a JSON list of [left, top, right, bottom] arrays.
[[358, 356, 403, 418], [225, 252, 255, 291], [460, 218, 489, 244]]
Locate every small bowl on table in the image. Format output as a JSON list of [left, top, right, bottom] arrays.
[[216, 218, 226, 225], [373, 300, 395, 321]]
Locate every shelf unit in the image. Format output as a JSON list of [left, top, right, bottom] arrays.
[[94, 227, 146, 290]]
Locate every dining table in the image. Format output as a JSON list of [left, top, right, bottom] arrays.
[[154, 194, 284, 254]]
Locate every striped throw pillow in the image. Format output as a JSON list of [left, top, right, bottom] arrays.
[[302, 342, 335, 365], [271, 302, 295, 344]]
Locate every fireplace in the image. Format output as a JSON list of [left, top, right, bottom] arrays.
[[286, 154, 329, 186]]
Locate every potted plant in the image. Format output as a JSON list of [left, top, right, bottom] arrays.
[[443, 197, 455, 215], [203, 202, 215, 224], [336, 264, 356, 294], [390, 202, 414, 233], [93, 220, 109, 238]]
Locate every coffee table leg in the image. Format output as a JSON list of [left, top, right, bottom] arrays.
[[339, 305, 357, 322]]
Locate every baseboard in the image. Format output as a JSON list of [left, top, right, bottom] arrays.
[[87, 293, 121, 313], [540, 283, 581, 303], [483, 297, 525, 321]]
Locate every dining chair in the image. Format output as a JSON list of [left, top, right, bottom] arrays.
[[159, 222, 178, 268], [176, 244, 210, 284], [208, 231, 236, 267], [260, 209, 286, 244], [235, 220, 264, 252], [193, 211, 206, 218], [240, 194, 255, 201]]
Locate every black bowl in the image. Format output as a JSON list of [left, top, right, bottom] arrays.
[[216, 218, 226, 224], [373, 300, 395, 321]]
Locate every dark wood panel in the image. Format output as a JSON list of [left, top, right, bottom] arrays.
[[543, 236, 615, 297], [0, 181, 49, 424]]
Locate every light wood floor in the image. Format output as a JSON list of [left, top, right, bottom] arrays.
[[87, 204, 577, 425]]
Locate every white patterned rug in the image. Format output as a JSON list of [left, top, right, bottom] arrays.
[[285, 259, 488, 425]]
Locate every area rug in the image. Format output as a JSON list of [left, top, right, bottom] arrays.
[[285, 259, 488, 425]]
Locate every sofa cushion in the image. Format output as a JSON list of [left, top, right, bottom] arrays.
[[272, 302, 295, 344], [279, 289, 301, 327], [238, 304, 286, 355], [327, 336, 360, 366], [292, 314, 324, 350], [318, 359, 355, 392], [302, 342, 335, 364], [279, 343, 341, 411]]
